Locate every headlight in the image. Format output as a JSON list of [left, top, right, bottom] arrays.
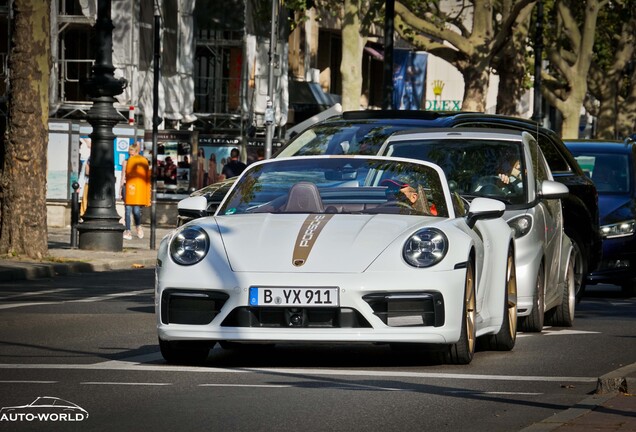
[[508, 215, 532, 239], [403, 228, 448, 268], [600, 220, 635, 239], [170, 226, 210, 266]]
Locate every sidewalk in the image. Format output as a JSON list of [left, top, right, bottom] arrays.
[[0, 225, 174, 282], [0, 226, 634, 431], [521, 364, 636, 431]]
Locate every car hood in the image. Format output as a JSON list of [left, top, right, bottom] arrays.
[[598, 194, 636, 225], [213, 213, 431, 273]]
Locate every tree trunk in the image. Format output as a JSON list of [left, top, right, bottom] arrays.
[[462, 66, 490, 112], [0, 0, 51, 258], [542, 0, 603, 139], [558, 62, 592, 139], [618, 71, 636, 139], [495, 2, 534, 116], [340, 0, 366, 111], [594, 72, 619, 139], [495, 49, 527, 115]]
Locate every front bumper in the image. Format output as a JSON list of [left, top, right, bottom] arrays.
[[586, 236, 636, 286], [156, 269, 465, 345]]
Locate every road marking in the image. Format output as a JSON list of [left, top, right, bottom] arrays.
[[200, 384, 291, 388], [517, 329, 601, 337], [0, 289, 153, 310], [0, 380, 57, 384], [81, 382, 172, 386], [0, 358, 598, 383], [0, 288, 69, 300], [0, 302, 59, 310], [74, 289, 152, 303], [449, 390, 543, 396], [543, 329, 600, 336]]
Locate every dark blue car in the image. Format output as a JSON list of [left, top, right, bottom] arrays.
[[565, 139, 636, 296]]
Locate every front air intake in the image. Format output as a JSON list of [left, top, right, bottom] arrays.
[[363, 292, 445, 327], [161, 289, 229, 325]]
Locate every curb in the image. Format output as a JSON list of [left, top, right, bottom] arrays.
[[519, 361, 636, 431], [0, 256, 157, 282]]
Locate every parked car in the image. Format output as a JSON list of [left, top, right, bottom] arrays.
[[179, 111, 602, 302], [380, 128, 575, 331], [564, 139, 636, 296], [159, 156, 518, 365]]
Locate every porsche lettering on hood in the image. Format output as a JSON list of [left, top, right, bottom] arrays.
[[292, 214, 334, 266], [217, 214, 421, 273]]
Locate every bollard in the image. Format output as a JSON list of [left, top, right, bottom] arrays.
[[71, 181, 80, 248]]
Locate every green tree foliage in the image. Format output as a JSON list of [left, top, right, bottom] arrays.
[[585, 2, 636, 139], [394, 0, 536, 112], [288, 0, 383, 111], [540, 0, 608, 139], [492, 1, 536, 116]]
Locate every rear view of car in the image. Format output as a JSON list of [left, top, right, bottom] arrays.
[[565, 139, 636, 296]]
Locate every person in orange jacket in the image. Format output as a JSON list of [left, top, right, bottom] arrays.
[[121, 143, 150, 240]]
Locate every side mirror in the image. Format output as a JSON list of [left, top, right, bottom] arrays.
[[539, 180, 569, 200], [466, 197, 505, 229], [177, 196, 208, 220]]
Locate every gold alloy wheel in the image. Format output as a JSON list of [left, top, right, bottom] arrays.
[[506, 252, 518, 340], [466, 261, 476, 355]]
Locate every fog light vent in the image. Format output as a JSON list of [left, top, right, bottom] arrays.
[[161, 290, 229, 325]]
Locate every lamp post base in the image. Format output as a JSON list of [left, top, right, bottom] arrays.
[[78, 220, 124, 251]]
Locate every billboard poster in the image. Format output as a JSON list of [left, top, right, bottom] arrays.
[[150, 131, 195, 194], [197, 135, 243, 187], [47, 121, 72, 200], [392, 50, 428, 110]]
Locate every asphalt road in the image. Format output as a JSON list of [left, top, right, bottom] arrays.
[[0, 269, 634, 431]]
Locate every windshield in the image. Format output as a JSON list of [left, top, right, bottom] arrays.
[[277, 121, 416, 157], [570, 153, 631, 194], [218, 157, 449, 217], [383, 138, 527, 205]]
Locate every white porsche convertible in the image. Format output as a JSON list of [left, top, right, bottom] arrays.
[[156, 156, 517, 365]]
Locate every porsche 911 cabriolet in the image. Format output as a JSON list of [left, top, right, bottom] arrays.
[[156, 156, 517, 365]]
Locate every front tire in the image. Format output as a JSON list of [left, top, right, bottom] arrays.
[[546, 254, 576, 327], [159, 338, 212, 365], [519, 263, 545, 333], [481, 245, 517, 351], [446, 259, 476, 364], [621, 280, 635, 298], [569, 234, 587, 303]]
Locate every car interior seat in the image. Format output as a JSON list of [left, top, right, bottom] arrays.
[[283, 182, 325, 213]]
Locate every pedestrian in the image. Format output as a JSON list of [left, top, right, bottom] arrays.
[[221, 147, 247, 179], [208, 153, 219, 185], [79, 157, 90, 218], [164, 156, 177, 184], [79, 138, 91, 218], [197, 148, 207, 188], [121, 143, 150, 240]]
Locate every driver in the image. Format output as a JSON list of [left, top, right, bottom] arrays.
[[382, 179, 437, 215], [499, 159, 522, 185]]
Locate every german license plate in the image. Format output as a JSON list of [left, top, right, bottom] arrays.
[[249, 287, 339, 307]]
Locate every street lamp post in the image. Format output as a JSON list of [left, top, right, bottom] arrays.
[[264, 0, 278, 159], [532, 0, 544, 124], [382, 0, 395, 110], [78, 0, 127, 251]]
